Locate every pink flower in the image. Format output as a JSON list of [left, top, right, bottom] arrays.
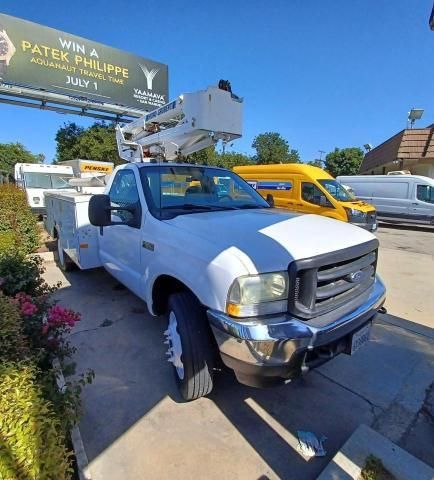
[[13, 292, 38, 316], [47, 304, 81, 329]]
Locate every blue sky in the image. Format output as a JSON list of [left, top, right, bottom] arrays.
[[0, 0, 433, 163]]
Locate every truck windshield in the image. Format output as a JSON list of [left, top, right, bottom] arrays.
[[140, 165, 270, 219], [24, 172, 73, 189], [318, 179, 356, 202]]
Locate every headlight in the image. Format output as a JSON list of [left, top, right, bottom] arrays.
[[226, 271, 289, 318], [344, 208, 366, 222]]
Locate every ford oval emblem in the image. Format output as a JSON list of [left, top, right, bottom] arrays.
[[348, 270, 364, 283]]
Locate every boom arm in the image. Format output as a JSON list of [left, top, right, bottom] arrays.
[[116, 83, 243, 162]]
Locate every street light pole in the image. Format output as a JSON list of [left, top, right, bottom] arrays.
[[407, 108, 424, 129]]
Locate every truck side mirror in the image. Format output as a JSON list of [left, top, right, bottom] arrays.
[[89, 194, 112, 227], [266, 194, 275, 207]]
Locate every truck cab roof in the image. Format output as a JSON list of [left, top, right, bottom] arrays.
[[125, 162, 231, 172], [234, 163, 333, 179]]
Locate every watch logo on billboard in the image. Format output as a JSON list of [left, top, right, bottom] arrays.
[[139, 64, 159, 90]]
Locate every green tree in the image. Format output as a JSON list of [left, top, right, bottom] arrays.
[[182, 147, 252, 170], [219, 151, 252, 170], [0, 143, 40, 173], [55, 121, 123, 165], [307, 159, 325, 168], [252, 132, 300, 164], [288, 149, 301, 164], [54, 123, 84, 162], [325, 147, 364, 177], [183, 145, 219, 166]]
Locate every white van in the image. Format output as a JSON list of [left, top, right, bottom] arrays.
[[336, 175, 434, 225], [14, 163, 74, 215]]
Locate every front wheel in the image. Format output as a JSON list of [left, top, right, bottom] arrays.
[[165, 292, 215, 401]]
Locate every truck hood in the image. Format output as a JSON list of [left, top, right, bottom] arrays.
[[344, 200, 375, 212], [165, 209, 375, 273]]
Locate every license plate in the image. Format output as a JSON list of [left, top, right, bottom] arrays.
[[350, 323, 371, 355]]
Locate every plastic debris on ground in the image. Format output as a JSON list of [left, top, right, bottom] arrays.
[[297, 430, 327, 457]]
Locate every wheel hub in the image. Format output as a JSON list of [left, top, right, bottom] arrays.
[[164, 312, 184, 380]]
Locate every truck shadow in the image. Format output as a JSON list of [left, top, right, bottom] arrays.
[[378, 222, 434, 233], [51, 266, 433, 479]]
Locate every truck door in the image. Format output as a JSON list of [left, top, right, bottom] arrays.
[[411, 183, 434, 224], [98, 168, 144, 296], [297, 180, 337, 218]]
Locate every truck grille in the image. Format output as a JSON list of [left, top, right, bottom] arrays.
[[288, 240, 378, 319]]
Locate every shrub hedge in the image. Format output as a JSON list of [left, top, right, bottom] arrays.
[[0, 361, 73, 480], [0, 184, 39, 256], [0, 254, 52, 298], [0, 293, 29, 362]]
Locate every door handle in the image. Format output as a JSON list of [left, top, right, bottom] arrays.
[[412, 202, 419, 206]]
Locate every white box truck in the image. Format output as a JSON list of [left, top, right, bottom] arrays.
[[46, 84, 386, 400], [14, 163, 74, 215], [58, 159, 114, 194]]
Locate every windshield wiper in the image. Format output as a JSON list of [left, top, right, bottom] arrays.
[[163, 204, 237, 211], [163, 204, 213, 210], [235, 204, 268, 209]]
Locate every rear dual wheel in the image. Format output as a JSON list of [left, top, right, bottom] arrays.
[[165, 292, 216, 401], [54, 233, 75, 272]]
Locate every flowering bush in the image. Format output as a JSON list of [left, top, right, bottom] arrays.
[[13, 292, 39, 317], [0, 255, 93, 478], [39, 305, 82, 363], [47, 304, 81, 329]]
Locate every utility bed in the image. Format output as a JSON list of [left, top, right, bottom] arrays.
[[44, 191, 101, 269]]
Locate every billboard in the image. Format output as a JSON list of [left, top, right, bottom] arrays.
[[0, 13, 168, 112], [430, 2, 434, 29]]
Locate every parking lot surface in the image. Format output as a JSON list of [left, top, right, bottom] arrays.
[[43, 224, 433, 479], [376, 224, 434, 328]]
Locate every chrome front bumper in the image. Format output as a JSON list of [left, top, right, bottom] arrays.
[[352, 221, 378, 232], [207, 276, 386, 387]]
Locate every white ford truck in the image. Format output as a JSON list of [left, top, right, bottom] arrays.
[[46, 84, 386, 400]]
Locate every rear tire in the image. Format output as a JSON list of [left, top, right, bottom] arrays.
[[165, 292, 215, 401], [55, 235, 75, 272]]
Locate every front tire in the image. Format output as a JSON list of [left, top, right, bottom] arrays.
[[165, 292, 215, 401]]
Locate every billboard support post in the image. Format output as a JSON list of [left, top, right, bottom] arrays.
[[0, 82, 144, 122]]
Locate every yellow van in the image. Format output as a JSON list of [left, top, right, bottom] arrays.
[[234, 164, 377, 231]]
